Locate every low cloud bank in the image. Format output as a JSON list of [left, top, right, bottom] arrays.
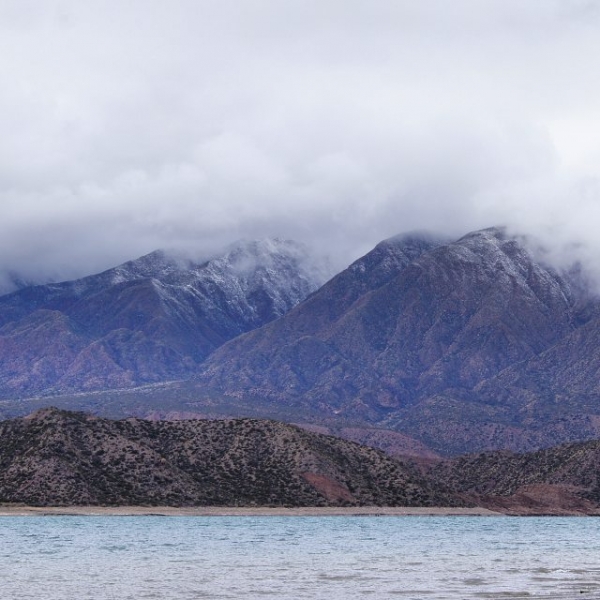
[[1, 1, 600, 290]]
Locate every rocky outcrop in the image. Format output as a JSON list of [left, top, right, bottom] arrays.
[[0, 408, 459, 507]]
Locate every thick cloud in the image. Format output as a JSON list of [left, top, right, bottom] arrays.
[[1, 0, 600, 288]]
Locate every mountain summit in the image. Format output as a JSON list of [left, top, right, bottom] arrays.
[[197, 227, 598, 454], [0, 238, 328, 397]]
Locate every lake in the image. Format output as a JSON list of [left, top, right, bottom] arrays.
[[1, 516, 599, 599]]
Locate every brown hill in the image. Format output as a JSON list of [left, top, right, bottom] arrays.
[[429, 440, 600, 515], [0, 408, 458, 507]]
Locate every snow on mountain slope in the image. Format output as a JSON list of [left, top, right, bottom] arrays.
[[0, 238, 329, 397], [197, 228, 599, 454]]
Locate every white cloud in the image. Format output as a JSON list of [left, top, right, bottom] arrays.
[[1, 0, 600, 288]]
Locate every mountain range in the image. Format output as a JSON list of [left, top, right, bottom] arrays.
[[2, 227, 600, 457], [0, 238, 327, 397], [196, 227, 600, 454]]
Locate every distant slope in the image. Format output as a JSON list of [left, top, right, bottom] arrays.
[[474, 305, 600, 415], [429, 439, 600, 515], [0, 408, 459, 507], [197, 228, 600, 454], [0, 380, 442, 460], [0, 239, 327, 397], [198, 232, 445, 409]]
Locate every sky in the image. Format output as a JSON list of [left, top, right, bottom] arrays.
[[2, 0, 600, 288]]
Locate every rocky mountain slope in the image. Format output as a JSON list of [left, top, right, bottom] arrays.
[[0, 239, 327, 397], [197, 227, 600, 455], [0, 408, 458, 507], [3, 226, 600, 458], [428, 439, 600, 515]]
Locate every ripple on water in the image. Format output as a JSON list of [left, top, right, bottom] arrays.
[[1, 516, 600, 599]]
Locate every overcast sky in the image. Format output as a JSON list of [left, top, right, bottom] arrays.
[[2, 0, 600, 287]]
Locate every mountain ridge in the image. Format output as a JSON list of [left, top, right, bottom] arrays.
[[2, 227, 600, 457], [0, 238, 328, 397], [196, 227, 600, 454]]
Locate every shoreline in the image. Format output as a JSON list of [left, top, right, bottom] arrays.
[[0, 505, 503, 517]]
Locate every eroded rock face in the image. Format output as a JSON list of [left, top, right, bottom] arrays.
[[0, 239, 328, 396], [0, 408, 459, 508]]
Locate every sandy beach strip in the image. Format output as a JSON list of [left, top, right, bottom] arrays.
[[0, 505, 502, 517]]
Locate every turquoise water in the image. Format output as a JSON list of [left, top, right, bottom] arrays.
[[1, 516, 599, 599]]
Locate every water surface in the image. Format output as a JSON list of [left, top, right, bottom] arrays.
[[1, 516, 599, 599]]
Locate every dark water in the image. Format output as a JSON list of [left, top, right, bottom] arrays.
[[1, 516, 599, 599]]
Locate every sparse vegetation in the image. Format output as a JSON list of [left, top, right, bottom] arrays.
[[0, 408, 460, 508]]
